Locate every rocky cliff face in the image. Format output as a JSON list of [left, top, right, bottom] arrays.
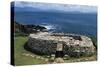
[[26, 32, 95, 57]]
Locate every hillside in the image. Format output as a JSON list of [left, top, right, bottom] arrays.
[[14, 21, 47, 34]]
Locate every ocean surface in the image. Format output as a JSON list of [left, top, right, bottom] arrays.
[[14, 11, 97, 36]]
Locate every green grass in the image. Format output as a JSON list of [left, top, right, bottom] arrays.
[[64, 54, 97, 63], [90, 36, 97, 49], [14, 36, 46, 66]]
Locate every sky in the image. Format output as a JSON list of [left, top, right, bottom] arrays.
[[13, 1, 97, 13]]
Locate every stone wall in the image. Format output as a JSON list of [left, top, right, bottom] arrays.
[[63, 44, 95, 57], [26, 35, 95, 57], [27, 37, 57, 55]]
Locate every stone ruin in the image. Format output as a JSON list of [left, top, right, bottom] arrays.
[[26, 32, 95, 57]]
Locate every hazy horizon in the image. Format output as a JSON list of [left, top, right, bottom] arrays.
[[12, 1, 97, 13]]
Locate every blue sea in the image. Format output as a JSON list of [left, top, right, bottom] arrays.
[[14, 11, 97, 36]]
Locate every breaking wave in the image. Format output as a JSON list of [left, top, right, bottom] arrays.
[[40, 23, 58, 32]]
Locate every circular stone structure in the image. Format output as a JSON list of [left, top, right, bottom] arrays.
[[26, 32, 95, 57]]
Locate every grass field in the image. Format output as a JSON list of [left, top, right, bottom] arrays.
[[14, 36, 47, 66]]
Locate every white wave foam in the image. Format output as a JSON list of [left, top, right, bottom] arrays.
[[40, 24, 56, 31], [44, 25, 54, 30]]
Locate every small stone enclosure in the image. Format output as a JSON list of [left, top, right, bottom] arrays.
[[26, 32, 95, 57]]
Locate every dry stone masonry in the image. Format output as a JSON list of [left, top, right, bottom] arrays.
[[27, 32, 95, 57]]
